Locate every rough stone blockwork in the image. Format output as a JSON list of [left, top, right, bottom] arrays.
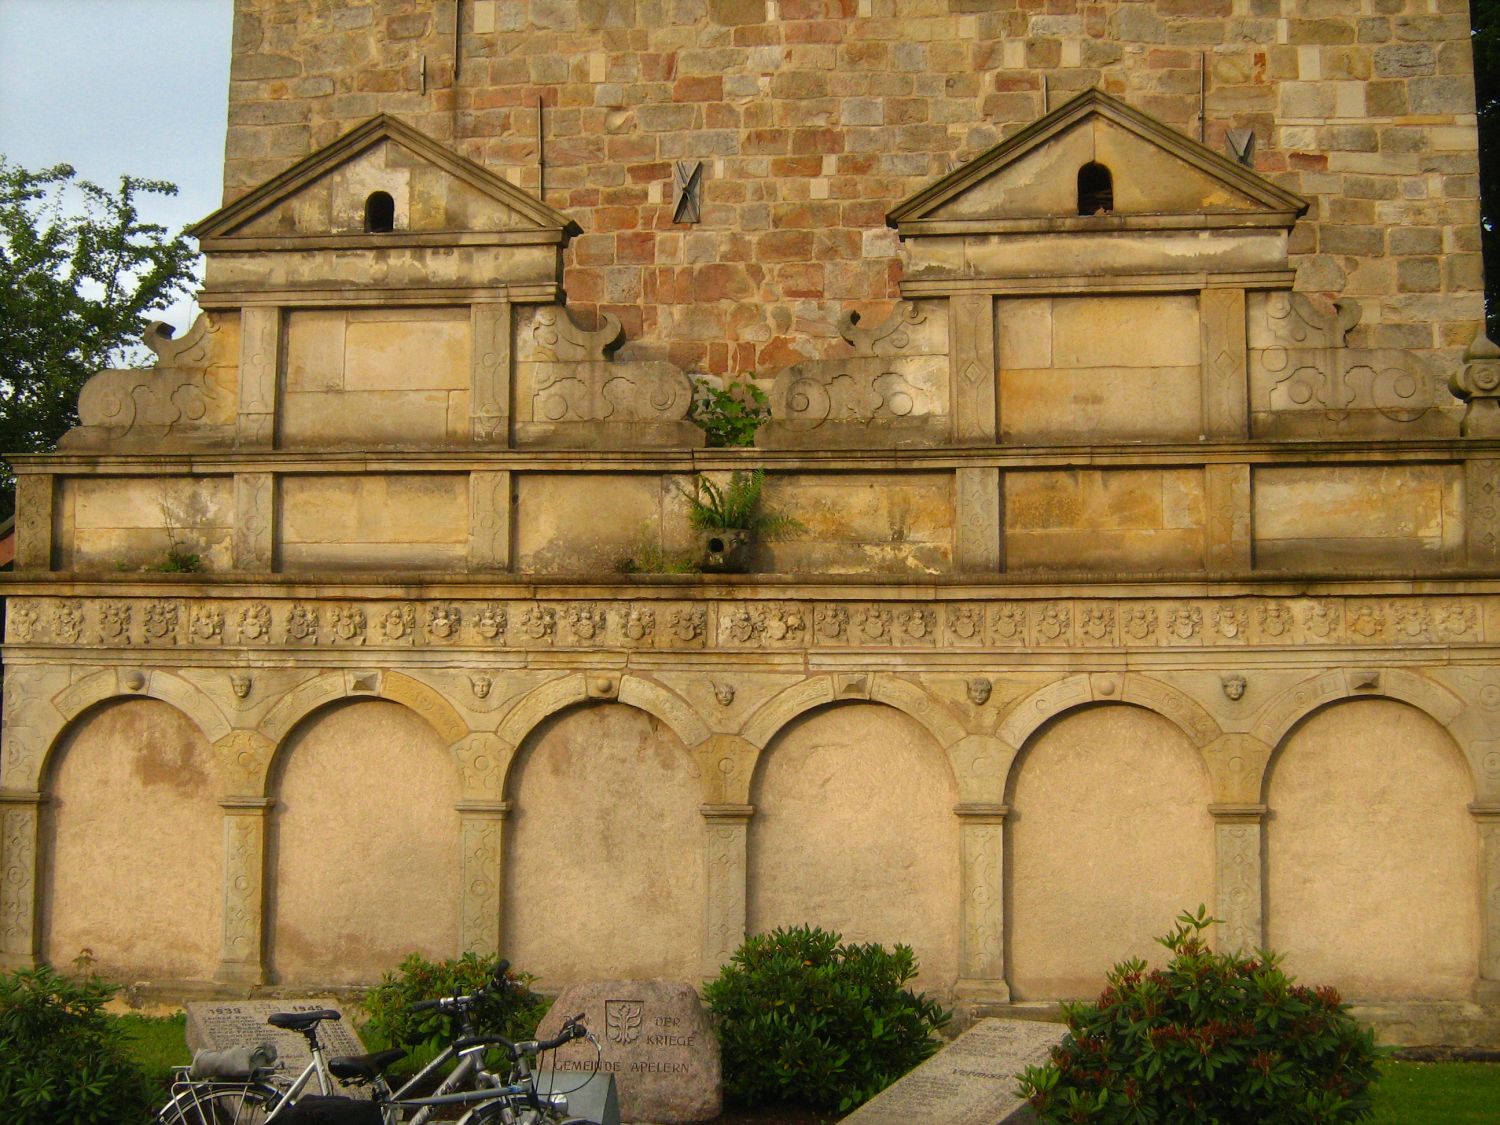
[[224, 0, 1483, 375]]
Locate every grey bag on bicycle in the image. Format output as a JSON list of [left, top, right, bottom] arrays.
[[277, 1094, 384, 1125]]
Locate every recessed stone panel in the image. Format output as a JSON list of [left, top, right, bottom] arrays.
[[278, 473, 468, 571], [1008, 704, 1215, 1000], [56, 476, 235, 572], [1252, 464, 1463, 569], [269, 699, 461, 985], [42, 699, 221, 981], [1005, 468, 1206, 573], [1267, 699, 1478, 1000], [748, 703, 960, 992], [506, 704, 704, 983]]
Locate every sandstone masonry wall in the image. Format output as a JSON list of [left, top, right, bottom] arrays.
[[224, 0, 1483, 375]]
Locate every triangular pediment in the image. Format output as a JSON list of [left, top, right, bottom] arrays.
[[190, 114, 576, 246], [888, 89, 1307, 234]]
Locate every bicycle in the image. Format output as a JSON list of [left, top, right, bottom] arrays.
[[154, 966, 605, 1125]]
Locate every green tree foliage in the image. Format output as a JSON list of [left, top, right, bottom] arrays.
[[704, 924, 951, 1113], [1017, 906, 1383, 1124], [0, 965, 155, 1125], [0, 160, 197, 517]]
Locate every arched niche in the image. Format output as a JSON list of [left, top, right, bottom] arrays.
[[1265, 698, 1478, 1000], [748, 701, 960, 992], [504, 702, 704, 983], [1006, 703, 1214, 1000], [267, 698, 461, 985], [40, 697, 221, 982]]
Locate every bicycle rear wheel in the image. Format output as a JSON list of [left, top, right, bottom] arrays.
[[155, 1083, 278, 1125]]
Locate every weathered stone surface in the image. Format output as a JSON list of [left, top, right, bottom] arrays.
[[185, 999, 367, 1077], [535, 981, 721, 1124], [841, 1018, 1066, 1125]]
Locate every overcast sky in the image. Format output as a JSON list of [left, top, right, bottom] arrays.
[[0, 0, 235, 332]]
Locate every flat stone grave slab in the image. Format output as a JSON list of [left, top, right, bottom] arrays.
[[185, 999, 368, 1087], [536, 979, 720, 1123], [840, 1017, 1067, 1125]]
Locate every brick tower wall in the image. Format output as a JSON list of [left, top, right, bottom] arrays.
[[224, 0, 1482, 374]]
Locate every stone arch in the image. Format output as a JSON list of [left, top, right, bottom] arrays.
[[38, 668, 230, 788], [504, 699, 705, 983], [1005, 701, 1217, 999], [1262, 695, 1478, 999], [748, 699, 962, 990], [1251, 668, 1472, 794], [492, 673, 714, 798], [260, 670, 470, 796], [740, 675, 968, 806], [1000, 673, 1221, 797]]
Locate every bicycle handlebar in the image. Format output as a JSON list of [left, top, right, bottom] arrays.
[[453, 1017, 589, 1057], [409, 959, 513, 1014]]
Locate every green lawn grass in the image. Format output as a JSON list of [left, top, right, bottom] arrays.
[[117, 1012, 188, 1093], [1370, 1061, 1500, 1124]]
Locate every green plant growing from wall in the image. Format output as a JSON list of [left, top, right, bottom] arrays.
[[685, 468, 799, 535], [152, 487, 202, 572], [1017, 905, 1384, 1123], [690, 377, 769, 447]]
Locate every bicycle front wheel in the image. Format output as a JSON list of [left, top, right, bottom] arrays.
[[155, 1083, 279, 1125]]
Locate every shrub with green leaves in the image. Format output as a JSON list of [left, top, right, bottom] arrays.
[[0, 965, 154, 1125], [360, 952, 550, 1079], [1017, 906, 1384, 1124], [690, 378, 769, 447], [704, 924, 951, 1113]]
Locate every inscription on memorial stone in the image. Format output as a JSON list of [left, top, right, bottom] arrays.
[[840, 1018, 1066, 1125], [536, 980, 721, 1123], [185, 999, 367, 1084]]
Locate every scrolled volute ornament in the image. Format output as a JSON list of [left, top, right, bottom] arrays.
[[1450, 332, 1500, 437]]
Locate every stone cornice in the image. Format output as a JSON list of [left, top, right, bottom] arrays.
[[10, 437, 1500, 475]]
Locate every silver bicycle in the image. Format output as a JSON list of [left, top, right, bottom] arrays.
[[154, 967, 601, 1125]]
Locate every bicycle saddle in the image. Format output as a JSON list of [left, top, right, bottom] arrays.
[[268, 1009, 342, 1031], [328, 1048, 407, 1083]]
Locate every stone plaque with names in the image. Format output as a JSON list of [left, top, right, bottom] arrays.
[[840, 1018, 1067, 1125], [535, 979, 720, 1124], [185, 999, 368, 1083]]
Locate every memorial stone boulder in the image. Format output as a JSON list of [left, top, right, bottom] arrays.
[[535, 980, 721, 1123]]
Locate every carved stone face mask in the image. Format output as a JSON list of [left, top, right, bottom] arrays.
[[713, 682, 735, 707], [1222, 673, 1246, 701], [967, 678, 993, 706], [469, 673, 492, 700], [230, 673, 252, 699]]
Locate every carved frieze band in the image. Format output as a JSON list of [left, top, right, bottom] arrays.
[[7, 594, 1490, 651]]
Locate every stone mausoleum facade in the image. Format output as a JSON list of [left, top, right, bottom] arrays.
[[3, 0, 1500, 1044]]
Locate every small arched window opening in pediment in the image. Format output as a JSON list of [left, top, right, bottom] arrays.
[[1077, 162, 1113, 216], [364, 191, 396, 233]]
